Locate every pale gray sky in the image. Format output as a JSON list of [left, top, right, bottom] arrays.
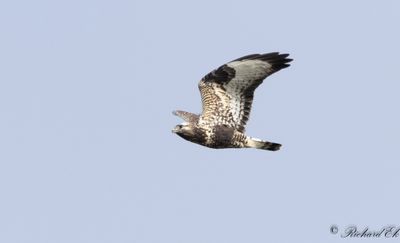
[[0, 0, 399, 242]]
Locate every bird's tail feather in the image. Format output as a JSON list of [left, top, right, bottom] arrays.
[[246, 137, 281, 151]]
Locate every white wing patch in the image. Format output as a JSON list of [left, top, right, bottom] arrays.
[[196, 52, 292, 133], [223, 59, 272, 127], [227, 60, 272, 83]]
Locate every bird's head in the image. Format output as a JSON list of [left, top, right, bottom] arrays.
[[172, 122, 206, 145], [172, 123, 193, 137]]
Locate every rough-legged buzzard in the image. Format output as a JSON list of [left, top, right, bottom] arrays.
[[172, 52, 292, 151]]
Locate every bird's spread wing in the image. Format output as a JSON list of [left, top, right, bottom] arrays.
[[172, 110, 199, 123], [198, 52, 292, 132]]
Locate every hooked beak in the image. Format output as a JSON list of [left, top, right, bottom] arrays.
[[172, 127, 178, 133]]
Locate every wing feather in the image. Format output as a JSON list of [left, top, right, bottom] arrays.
[[198, 52, 292, 132]]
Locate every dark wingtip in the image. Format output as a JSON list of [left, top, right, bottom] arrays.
[[259, 52, 293, 72], [232, 52, 293, 69]]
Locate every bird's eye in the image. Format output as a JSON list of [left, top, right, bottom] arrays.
[[178, 125, 183, 128]]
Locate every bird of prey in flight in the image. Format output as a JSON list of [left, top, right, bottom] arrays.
[[172, 52, 292, 151]]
